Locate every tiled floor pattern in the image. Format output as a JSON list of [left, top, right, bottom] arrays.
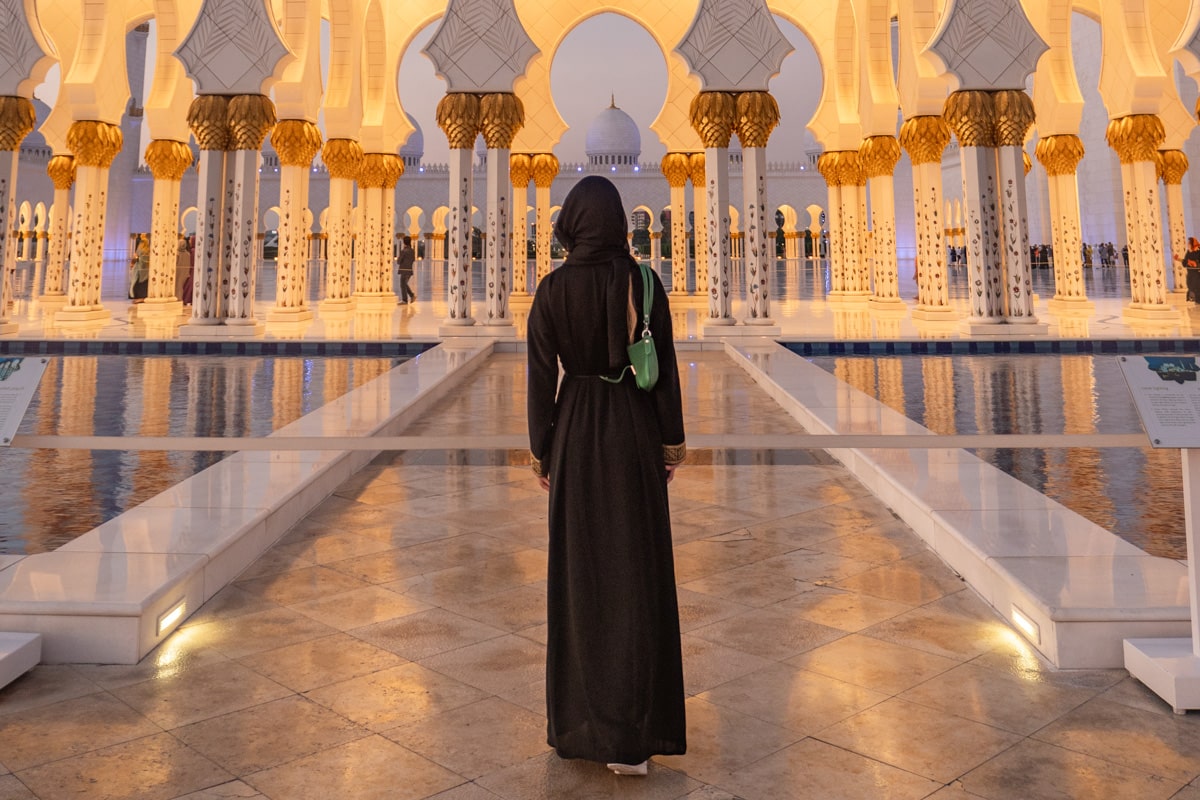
[[3, 352, 1200, 800]]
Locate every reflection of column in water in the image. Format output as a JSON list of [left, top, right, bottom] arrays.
[[921, 357, 956, 435], [22, 360, 66, 551], [876, 357, 904, 421], [60, 357, 102, 535], [226, 359, 257, 439], [273, 358, 305, 431], [324, 359, 349, 420], [968, 357, 997, 466], [1044, 356, 1115, 536], [134, 357, 176, 503], [1007, 358, 1045, 489], [833, 356, 876, 436]]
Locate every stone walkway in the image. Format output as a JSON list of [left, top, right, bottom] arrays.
[[2, 352, 1200, 800]]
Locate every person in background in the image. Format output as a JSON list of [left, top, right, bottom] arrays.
[[396, 235, 415, 304], [129, 235, 150, 303], [526, 175, 687, 777]]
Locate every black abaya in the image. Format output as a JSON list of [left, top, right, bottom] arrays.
[[527, 176, 687, 764]]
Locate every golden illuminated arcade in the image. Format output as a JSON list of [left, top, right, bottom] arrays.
[[5, 1, 1200, 797]]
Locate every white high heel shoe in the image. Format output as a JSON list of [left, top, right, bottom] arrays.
[[606, 761, 648, 776]]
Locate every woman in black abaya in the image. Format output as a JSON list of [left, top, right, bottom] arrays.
[[527, 176, 687, 775]]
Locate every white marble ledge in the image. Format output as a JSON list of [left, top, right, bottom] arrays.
[[933, 507, 1148, 558], [803, 403, 935, 436], [0, 555, 24, 573], [58, 505, 268, 557], [139, 458, 325, 509], [0, 551, 205, 615], [991, 555, 1189, 619]]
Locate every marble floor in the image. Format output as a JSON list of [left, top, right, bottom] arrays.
[[3, 352, 1200, 800]]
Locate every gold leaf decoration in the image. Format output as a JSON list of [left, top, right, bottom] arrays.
[[1034, 134, 1084, 176], [858, 135, 902, 178], [510, 153, 532, 187], [688, 152, 705, 184], [66, 120, 124, 168], [531, 153, 559, 188], [661, 152, 691, 188], [0, 96, 35, 151], [899, 116, 951, 165], [689, 92, 736, 148], [271, 120, 322, 167], [322, 139, 364, 180], [46, 155, 75, 190], [227, 94, 276, 151], [943, 90, 995, 148], [480, 93, 524, 150], [993, 90, 1035, 147], [734, 91, 780, 148], [1106, 115, 1165, 164], [1158, 149, 1188, 184], [187, 95, 229, 150], [436, 92, 481, 150], [144, 139, 194, 181]]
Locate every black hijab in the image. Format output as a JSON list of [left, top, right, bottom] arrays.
[[554, 176, 639, 370]]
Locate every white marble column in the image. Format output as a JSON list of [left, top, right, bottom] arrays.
[[860, 135, 903, 310], [662, 153, 690, 296], [691, 92, 737, 328], [480, 92, 522, 328], [222, 97, 274, 328], [1159, 150, 1189, 301], [532, 153, 558, 290], [649, 231, 662, 280], [0, 98, 34, 333], [510, 154, 531, 297], [140, 140, 192, 316], [318, 139, 363, 313], [1035, 134, 1090, 312], [185, 99, 228, 326], [352, 154, 399, 306], [41, 156, 72, 307], [996, 144, 1036, 320], [444, 147, 475, 323], [437, 92, 481, 325], [57, 120, 123, 326], [690, 153, 707, 294], [818, 156, 845, 294], [1108, 115, 1175, 320], [741, 146, 772, 322], [267, 120, 322, 322]]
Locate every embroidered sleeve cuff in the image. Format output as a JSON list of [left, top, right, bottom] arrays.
[[663, 442, 686, 465], [531, 452, 548, 478]]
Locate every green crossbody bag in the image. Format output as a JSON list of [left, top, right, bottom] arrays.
[[601, 261, 659, 391]]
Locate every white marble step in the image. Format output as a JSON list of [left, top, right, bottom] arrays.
[[0, 632, 40, 689]]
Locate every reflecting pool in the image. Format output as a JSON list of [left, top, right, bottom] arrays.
[[1, 355, 406, 555], [808, 354, 1183, 559]]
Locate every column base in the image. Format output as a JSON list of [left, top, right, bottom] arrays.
[[54, 306, 112, 326], [134, 299, 184, 318], [1166, 290, 1191, 308], [826, 291, 871, 305], [1124, 639, 1200, 714], [179, 320, 265, 337], [479, 322, 518, 340], [265, 306, 315, 324], [0, 320, 17, 335], [438, 319, 476, 337], [318, 297, 356, 315], [700, 320, 780, 338], [37, 294, 68, 313], [959, 318, 1049, 336], [352, 293, 398, 310], [911, 306, 958, 321], [868, 296, 905, 311], [1122, 304, 1181, 323], [1046, 297, 1095, 316]]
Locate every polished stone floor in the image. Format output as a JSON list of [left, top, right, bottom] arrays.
[[3, 352, 1200, 800]]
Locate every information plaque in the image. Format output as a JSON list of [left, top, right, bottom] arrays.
[[1117, 355, 1200, 449], [0, 357, 48, 446]]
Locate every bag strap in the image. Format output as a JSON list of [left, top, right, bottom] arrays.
[[637, 261, 653, 340]]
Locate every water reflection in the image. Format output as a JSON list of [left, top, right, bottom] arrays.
[[811, 354, 1183, 558], [1, 355, 404, 555]]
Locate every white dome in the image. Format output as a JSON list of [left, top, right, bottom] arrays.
[[400, 113, 424, 161], [585, 100, 640, 160]]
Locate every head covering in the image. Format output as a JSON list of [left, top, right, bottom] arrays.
[[1189, 236, 1199, 251], [553, 176, 639, 369]]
